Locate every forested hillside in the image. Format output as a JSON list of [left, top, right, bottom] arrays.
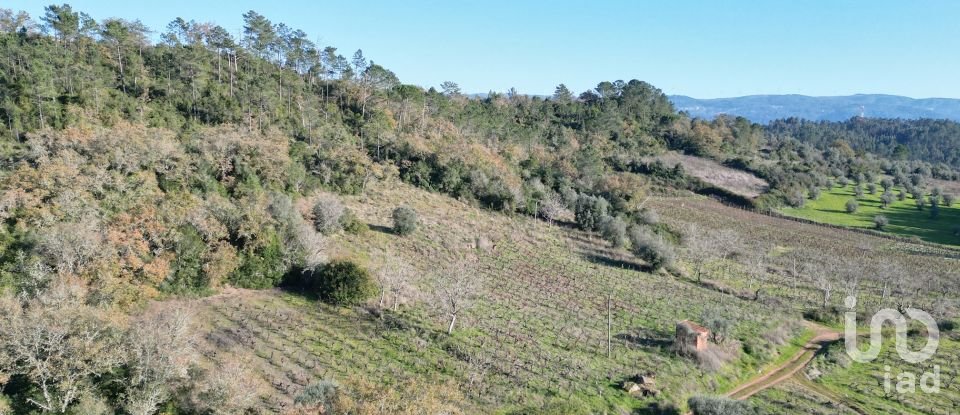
[[0, 4, 959, 415], [766, 117, 960, 172]]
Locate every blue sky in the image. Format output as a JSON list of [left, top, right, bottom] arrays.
[[7, 1, 960, 98]]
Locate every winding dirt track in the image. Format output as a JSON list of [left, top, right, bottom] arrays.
[[725, 321, 841, 400]]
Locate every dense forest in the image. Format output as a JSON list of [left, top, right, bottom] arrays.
[[0, 4, 958, 414], [766, 117, 960, 175]]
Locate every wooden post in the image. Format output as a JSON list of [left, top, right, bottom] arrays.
[[607, 294, 612, 358]]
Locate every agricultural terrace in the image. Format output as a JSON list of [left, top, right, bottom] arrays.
[[194, 181, 804, 413]]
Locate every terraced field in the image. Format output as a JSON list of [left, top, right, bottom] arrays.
[[186, 185, 960, 413], [190, 182, 806, 413]]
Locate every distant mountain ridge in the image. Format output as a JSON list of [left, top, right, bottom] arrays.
[[669, 94, 960, 123]]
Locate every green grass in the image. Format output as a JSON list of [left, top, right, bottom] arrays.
[[781, 183, 960, 246], [802, 335, 960, 415]]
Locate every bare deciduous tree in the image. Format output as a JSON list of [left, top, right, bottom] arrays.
[[188, 360, 261, 415], [681, 223, 719, 283], [123, 304, 198, 415], [809, 258, 835, 309], [376, 250, 414, 311], [537, 192, 565, 224], [0, 286, 125, 413], [430, 260, 480, 335], [37, 216, 105, 276]]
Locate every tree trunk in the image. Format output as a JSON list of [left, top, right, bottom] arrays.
[[448, 314, 457, 335]]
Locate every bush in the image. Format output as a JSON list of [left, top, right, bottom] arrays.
[[392, 206, 419, 236], [291, 260, 376, 306], [628, 226, 675, 271], [574, 194, 609, 231], [637, 208, 660, 225], [938, 320, 957, 332], [786, 190, 805, 208], [313, 195, 345, 235], [598, 215, 627, 248], [867, 183, 877, 194], [945, 194, 956, 207], [295, 380, 339, 410], [854, 185, 864, 198], [340, 208, 369, 235], [845, 199, 858, 213], [808, 186, 821, 200], [688, 396, 755, 415], [898, 189, 907, 201], [874, 215, 888, 230]]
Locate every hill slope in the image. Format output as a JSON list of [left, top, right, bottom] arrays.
[[670, 94, 960, 123]]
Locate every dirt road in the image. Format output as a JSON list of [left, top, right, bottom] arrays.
[[726, 322, 841, 400]]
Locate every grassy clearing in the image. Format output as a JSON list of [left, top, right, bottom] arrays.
[[780, 183, 960, 246], [646, 152, 770, 198]]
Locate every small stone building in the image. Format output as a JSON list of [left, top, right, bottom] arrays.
[[675, 320, 710, 353]]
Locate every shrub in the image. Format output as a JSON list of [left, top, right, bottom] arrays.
[[867, 183, 877, 194], [938, 320, 957, 332], [838, 176, 849, 187], [854, 185, 864, 198], [637, 208, 660, 225], [392, 206, 419, 236], [340, 208, 369, 235], [915, 198, 925, 211], [628, 226, 675, 271], [945, 194, 956, 207], [688, 396, 755, 415], [808, 186, 821, 200], [700, 307, 733, 344], [898, 189, 907, 201], [845, 199, 858, 213], [313, 195, 345, 235], [574, 194, 609, 231], [874, 215, 889, 230], [598, 215, 627, 248], [293, 260, 376, 306], [295, 380, 339, 410], [786, 190, 805, 208]]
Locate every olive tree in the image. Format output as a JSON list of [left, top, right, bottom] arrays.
[[874, 215, 889, 230], [628, 226, 675, 271], [845, 199, 859, 213]]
